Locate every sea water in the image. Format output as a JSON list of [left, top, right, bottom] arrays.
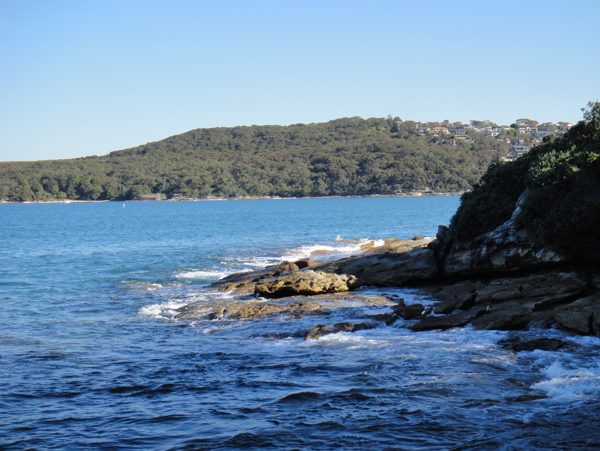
[[1, 197, 599, 450]]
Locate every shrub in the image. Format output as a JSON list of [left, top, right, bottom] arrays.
[[449, 101, 600, 261]]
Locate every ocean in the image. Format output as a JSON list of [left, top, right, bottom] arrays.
[[1, 197, 599, 450]]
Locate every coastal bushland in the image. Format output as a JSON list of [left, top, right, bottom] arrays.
[[0, 117, 507, 202], [450, 102, 600, 260]]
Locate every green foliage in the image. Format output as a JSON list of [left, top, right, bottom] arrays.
[[0, 117, 507, 202], [449, 159, 529, 242], [450, 101, 600, 260]]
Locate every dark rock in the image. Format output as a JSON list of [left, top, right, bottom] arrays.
[[394, 302, 425, 320], [304, 322, 378, 340], [499, 337, 572, 352], [472, 302, 532, 330], [554, 296, 596, 334], [409, 308, 485, 331], [505, 394, 548, 402], [367, 312, 399, 325], [295, 258, 316, 269], [426, 281, 478, 314]]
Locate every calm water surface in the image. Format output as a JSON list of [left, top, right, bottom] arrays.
[[1, 197, 599, 450]]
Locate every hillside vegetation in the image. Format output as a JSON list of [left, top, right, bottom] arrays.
[[0, 117, 507, 202], [450, 102, 600, 260]]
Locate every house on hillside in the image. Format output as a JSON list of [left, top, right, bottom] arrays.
[[511, 144, 529, 156]]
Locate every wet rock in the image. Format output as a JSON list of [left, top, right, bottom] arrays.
[[210, 263, 292, 293], [360, 240, 376, 250], [304, 322, 378, 340], [499, 337, 572, 352], [426, 282, 477, 314], [210, 259, 318, 294], [255, 270, 361, 298], [472, 304, 532, 331], [176, 300, 325, 321], [554, 295, 600, 335], [409, 308, 486, 332], [367, 312, 399, 325], [393, 302, 425, 320], [505, 394, 548, 402], [295, 258, 316, 269]]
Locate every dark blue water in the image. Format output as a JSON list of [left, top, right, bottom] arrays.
[[2, 197, 599, 450]]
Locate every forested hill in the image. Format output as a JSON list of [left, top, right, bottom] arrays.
[[0, 116, 510, 202]]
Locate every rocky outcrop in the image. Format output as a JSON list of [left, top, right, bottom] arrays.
[[210, 258, 318, 294], [442, 219, 564, 277], [314, 238, 439, 286], [254, 270, 361, 298], [411, 268, 600, 335], [207, 209, 600, 337]]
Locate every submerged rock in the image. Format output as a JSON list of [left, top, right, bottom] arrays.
[[304, 322, 378, 340], [499, 337, 574, 352], [409, 308, 486, 332]]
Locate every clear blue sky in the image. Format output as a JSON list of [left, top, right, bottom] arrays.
[[1, 0, 599, 162]]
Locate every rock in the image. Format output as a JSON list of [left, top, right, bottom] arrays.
[[474, 280, 523, 304], [444, 218, 565, 277], [295, 258, 316, 269], [554, 295, 600, 335], [393, 302, 425, 320], [210, 263, 293, 293], [426, 281, 477, 314], [323, 246, 440, 286], [472, 303, 532, 330], [255, 270, 362, 298], [360, 241, 375, 250], [304, 322, 378, 340], [367, 312, 399, 325], [409, 308, 485, 331], [210, 259, 318, 294], [177, 300, 325, 321], [499, 337, 573, 352]]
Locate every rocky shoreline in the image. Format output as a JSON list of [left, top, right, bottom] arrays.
[[205, 212, 600, 342]]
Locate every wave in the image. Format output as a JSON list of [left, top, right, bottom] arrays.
[[174, 269, 232, 280], [532, 358, 600, 402], [138, 300, 189, 319], [120, 281, 165, 291], [281, 237, 385, 261]]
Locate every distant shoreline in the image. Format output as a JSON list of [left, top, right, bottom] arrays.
[[1, 192, 462, 205]]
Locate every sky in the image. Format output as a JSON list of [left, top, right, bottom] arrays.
[[1, 0, 599, 162]]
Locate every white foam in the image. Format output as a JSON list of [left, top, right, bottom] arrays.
[[138, 300, 188, 319], [302, 331, 385, 349], [532, 360, 600, 401], [281, 238, 385, 261], [121, 281, 164, 291], [175, 269, 231, 280]]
